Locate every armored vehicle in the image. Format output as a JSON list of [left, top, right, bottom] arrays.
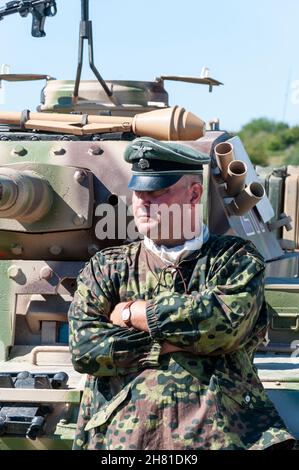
[[0, 0, 298, 450]]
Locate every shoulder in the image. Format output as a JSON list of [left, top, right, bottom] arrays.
[[206, 234, 265, 265], [92, 241, 141, 266], [78, 241, 141, 284]]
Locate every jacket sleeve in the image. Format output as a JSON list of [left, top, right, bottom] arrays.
[[68, 254, 161, 377], [146, 239, 266, 354]]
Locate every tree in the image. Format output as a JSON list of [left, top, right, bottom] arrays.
[[284, 142, 299, 165], [239, 131, 269, 165], [239, 118, 288, 137], [236, 117, 295, 166]]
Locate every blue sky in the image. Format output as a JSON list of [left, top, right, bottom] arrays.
[[0, 0, 299, 132]]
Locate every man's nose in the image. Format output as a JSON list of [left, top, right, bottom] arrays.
[[134, 191, 152, 204]]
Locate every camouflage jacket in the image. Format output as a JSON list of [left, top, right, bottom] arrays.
[[68, 235, 294, 450]]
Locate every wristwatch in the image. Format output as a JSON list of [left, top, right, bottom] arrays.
[[121, 300, 135, 327]]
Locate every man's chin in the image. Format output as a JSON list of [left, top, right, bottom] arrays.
[[136, 221, 160, 238]]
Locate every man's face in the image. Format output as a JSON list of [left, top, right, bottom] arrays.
[[132, 176, 203, 246]]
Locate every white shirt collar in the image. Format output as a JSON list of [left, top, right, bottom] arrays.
[[143, 224, 209, 266]]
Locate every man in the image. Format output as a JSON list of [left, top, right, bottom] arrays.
[[68, 137, 294, 450]]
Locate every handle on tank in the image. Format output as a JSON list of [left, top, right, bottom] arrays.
[[31, 346, 70, 365]]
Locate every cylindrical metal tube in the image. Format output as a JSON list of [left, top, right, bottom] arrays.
[[214, 141, 234, 179], [226, 160, 247, 197], [227, 181, 265, 216]]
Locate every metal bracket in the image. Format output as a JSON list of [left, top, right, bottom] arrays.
[[73, 0, 112, 102], [267, 212, 292, 232]]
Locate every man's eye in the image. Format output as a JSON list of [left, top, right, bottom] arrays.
[[153, 189, 167, 197]]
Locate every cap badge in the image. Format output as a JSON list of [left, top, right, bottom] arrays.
[[138, 158, 150, 170], [132, 144, 152, 159]]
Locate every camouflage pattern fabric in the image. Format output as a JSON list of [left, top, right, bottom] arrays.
[[68, 235, 294, 450]]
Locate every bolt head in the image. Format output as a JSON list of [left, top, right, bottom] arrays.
[[74, 170, 86, 183], [10, 244, 23, 255], [7, 265, 21, 279], [73, 214, 86, 226], [49, 245, 62, 255], [40, 266, 53, 280]]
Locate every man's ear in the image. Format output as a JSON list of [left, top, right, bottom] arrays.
[[190, 183, 203, 203]]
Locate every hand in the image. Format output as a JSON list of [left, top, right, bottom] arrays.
[[109, 302, 129, 327], [160, 341, 186, 355], [109, 300, 148, 331]]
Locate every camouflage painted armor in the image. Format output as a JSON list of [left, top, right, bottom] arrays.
[[68, 235, 294, 450]]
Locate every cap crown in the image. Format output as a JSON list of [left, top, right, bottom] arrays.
[[124, 137, 210, 191]]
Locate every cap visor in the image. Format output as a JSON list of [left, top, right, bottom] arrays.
[[128, 175, 182, 191]]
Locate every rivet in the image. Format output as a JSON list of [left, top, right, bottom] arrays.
[[73, 214, 86, 226], [88, 244, 100, 256], [74, 170, 87, 183], [40, 266, 53, 280], [51, 147, 66, 156], [49, 245, 62, 255], [7, 265, 21, 279], [122, 121, 131, 129], [11, 145, 27, 156], [88, 146, 104, 156], [10, 244, 23, 255]]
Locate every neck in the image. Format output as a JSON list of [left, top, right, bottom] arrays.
[[152, 237, 188, 248]]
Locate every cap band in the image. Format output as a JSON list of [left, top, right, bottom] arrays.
[[128, 174, 182, 191], [132, 159, 202, 174]]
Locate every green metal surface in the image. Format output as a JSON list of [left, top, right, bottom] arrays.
[[265, 289, 299, 345], [266, 389, 299, 439], [39, 79, 169, 115], [0, 436, 73, 450], [256, 166, 287, 240], [0, 261, 13, 362]]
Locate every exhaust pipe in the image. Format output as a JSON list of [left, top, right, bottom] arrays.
[[226, 160, 247, 197], [227, 181, 265, 216]]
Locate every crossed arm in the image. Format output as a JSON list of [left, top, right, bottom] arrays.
[[68, 240, 265, 377], [109, 300, 182, 354]]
